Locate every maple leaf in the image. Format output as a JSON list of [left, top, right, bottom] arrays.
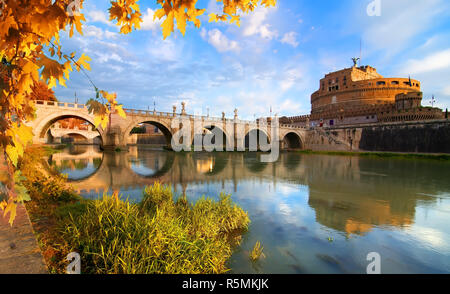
[[76, 53, 91, 71], [161, 10, 175, 39], [3, 202, 17, 226], [115, 105, 127, 119], [209, 13, 218, 23], [37, 55, 65, 88]]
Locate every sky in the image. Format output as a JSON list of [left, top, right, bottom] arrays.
[[54, 0, 450, 120]]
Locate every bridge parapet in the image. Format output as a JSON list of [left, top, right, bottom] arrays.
[[35, 100, 88, 110]]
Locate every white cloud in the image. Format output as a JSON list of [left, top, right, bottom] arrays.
[[400, 49, 450, 74], [242, 6, 278, 40], [84, 25, 118, 40], [147, 38, 180, 61], [84, 25, 103, 38], [281, 32, 299, 48], [141, 8, 163, 31], [204, 29, 240, 53], [87, 10, 114, 27], [104, 30, 118, 39]]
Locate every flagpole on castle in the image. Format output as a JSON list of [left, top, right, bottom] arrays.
[[430, 95, 436, 108]]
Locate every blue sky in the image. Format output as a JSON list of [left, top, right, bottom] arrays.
[[54, 0, 450, 120]]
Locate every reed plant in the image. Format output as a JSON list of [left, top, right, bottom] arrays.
[[249, 241, 265, 262], [61, 183, 250, 274]]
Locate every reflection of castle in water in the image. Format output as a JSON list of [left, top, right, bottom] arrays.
[[303, 155, 445, 236], [46, 146, 444, 236]]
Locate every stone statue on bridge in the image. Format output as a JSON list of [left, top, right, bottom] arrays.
[[181, 102, 186, 115]]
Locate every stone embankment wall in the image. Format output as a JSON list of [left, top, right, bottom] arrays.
[[127, 134, 167, 145], [304, 120, 450, 153]]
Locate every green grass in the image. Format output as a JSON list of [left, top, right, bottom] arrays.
[[297, 150, 450, 161], [61, 183, 250, 274]]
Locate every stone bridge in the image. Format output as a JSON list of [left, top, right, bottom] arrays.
[[48, 125, 100, 144], [27, 100, 307, 151]]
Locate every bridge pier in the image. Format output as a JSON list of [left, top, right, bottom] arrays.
[[102, 131, 129, 152]]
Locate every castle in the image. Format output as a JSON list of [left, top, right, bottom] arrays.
[[280, 64, 444, 127]]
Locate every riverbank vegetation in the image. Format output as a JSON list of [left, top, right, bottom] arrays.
[[21, 147, 250, 274], [298, 150, 450, 160]]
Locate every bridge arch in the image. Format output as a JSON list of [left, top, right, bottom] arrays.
[[123, 119, 173, 147], [281, 131, 304, 150], [34, 111, 105, 145], [61, 133, 89, 144], [200, 123, 233, 150], [244, 128, 271, 150]]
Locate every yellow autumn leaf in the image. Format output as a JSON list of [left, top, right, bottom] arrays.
[[76, 53, 91, 71], [93, 115, 103, 129], [175, 9, 187, 36], [161, 10, 174, 39], [100, 90, 117, 103], [209, 13, 218, 23], [4, 202, 17, 227], [15, 124, 34, 145], [115, 105, 127, 119], [261, 0, 277, 7], [0, 201, 7, 211], [5, 145, 19, 167], [100, 116, 109, 130], [154, 8, 166, 20], [230, 15, 241, 26]]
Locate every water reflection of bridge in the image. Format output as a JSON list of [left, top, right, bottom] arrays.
[[47, 146, 446, 237], [54, 146, 309, 195]]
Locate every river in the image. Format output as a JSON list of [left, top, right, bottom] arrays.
[[46, 145, 450, 274]]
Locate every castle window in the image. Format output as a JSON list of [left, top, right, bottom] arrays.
[[391, 81, 399, 85], [377, 81, 386, 86]]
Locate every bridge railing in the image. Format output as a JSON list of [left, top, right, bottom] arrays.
[[35, 100, 87, 109]]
